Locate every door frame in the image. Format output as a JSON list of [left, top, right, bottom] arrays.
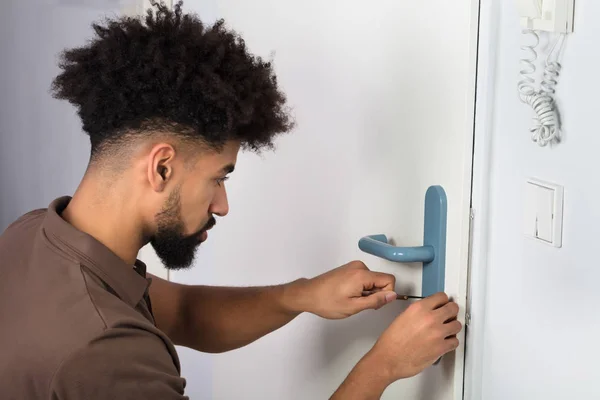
[[463, 0, 500, 399], [445, 0, 486, 397]]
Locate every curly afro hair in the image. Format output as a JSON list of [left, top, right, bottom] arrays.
[[51, 0, 293, 159]]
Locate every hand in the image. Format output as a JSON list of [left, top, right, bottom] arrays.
[[294, 260, 397, 319], [364, 292, 462, 382]]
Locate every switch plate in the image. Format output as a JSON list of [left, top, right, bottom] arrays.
[[524, 178, 564, 247]]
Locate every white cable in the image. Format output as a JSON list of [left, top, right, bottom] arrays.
[[518, 29, 539, 101], [518, 30, 566, 147]]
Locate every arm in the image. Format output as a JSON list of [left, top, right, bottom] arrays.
[[148, 264, 462, 399], [330, 352, 392, 400], [331, 293, 462, 399], [149, 276, 308, 353], [149, 261, 397, 353]]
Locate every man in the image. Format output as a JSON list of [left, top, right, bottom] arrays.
[[0, 1, 461, 399]]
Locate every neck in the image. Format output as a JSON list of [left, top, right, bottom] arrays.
[[62, 171, 146, 265]]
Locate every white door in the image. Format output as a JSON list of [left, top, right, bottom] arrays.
[[145, 0, 479, 399]]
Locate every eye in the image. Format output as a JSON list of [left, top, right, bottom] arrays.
[[216, 176, 229, 187]]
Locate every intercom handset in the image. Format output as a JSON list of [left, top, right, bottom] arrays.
[[516, 0, 575, 147]]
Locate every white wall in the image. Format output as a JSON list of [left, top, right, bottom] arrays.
[[477, 1, 600, 399]]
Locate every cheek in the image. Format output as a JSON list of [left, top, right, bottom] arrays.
[[179, 183, 214, 233]]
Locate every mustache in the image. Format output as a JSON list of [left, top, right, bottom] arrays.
[[201, 216, 216, 232], [182, 216, 216, 242]]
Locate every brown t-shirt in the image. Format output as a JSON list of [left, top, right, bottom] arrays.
[[0, 197, 188, 399]]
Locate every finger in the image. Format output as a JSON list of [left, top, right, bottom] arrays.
[[419, 292, 450, 310], [443, 337, 460, 354], [364, 271, 396, 291], [435, 301, 459, 322], [444, 320, 463, 337], [353, 291, 397, 312], [361, 288, 384, 296], [348, 260, 368, 270]]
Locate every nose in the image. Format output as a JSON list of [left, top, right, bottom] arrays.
[[209, 183, 229, 217]]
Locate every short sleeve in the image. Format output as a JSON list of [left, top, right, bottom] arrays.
[[50, 327, 188, 400]]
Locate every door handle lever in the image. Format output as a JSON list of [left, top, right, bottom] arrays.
[[358, 185, 447, 298], [358, 235, 434, 263]]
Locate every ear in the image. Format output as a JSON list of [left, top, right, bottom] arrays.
[[146, 143, 177, 192]]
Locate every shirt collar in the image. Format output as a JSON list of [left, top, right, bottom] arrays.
[[42, 196, 149, 308]]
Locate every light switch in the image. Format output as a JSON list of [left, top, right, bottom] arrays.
[[524, 178, 564, 247]]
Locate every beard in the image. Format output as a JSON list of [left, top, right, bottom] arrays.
[[150, 188, 216, 270]]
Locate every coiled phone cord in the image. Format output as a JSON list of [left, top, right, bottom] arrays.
[[518, 29, 566, 147]]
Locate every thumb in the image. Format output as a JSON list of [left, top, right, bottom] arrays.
[[354, 291, 397, 312]]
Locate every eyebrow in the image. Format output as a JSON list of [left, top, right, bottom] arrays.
[[220, 163, 235, 174]]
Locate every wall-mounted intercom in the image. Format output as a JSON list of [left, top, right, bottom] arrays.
[[516, 0, 575, 147]]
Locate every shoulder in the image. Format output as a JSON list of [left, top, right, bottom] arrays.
[[0, 208, 46, 236], [49, 326, 188, 400]]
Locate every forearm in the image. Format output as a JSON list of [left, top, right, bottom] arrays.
[[172, 279, 309, 353], [149, 260, 400, 355], [331, 351, 392, 400]]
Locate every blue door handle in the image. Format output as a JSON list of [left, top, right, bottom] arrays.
[[358, 185, 447, 298], [358, 235, 434, 263]]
